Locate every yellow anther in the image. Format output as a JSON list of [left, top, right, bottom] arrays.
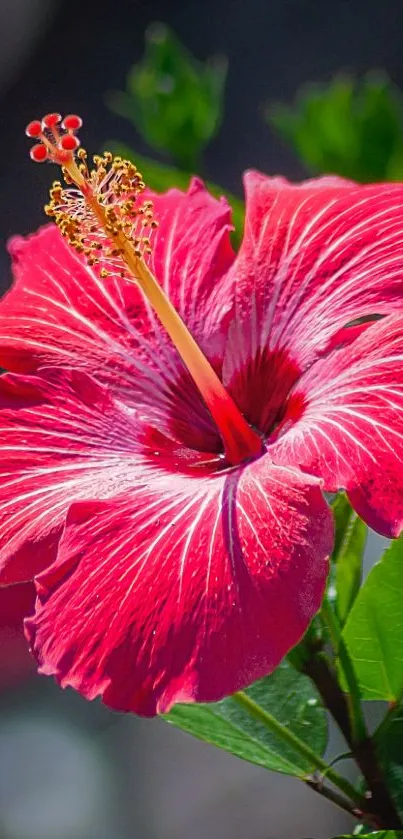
[[44, 143, 159, 279]]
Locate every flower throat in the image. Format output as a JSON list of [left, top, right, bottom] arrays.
[[25, 112, 263, 466]]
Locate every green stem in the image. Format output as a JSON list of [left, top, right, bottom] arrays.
[[320, 594, 367, 743], [232, 690, 366, 811]]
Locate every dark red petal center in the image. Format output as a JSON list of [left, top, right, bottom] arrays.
[[225, 347, 301, 439]]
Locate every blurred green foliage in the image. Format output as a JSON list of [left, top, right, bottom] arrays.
[[333, 833, 402, 838], [106, 24, 243, 238], [107, 22, 227, 170], [267, 72, 403, 182]]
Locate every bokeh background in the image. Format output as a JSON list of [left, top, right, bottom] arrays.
[[0, 1, 401, 836]]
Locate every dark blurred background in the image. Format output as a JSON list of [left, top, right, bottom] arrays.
[[0, 1, 399, 836], [4, 0, 403, 243]]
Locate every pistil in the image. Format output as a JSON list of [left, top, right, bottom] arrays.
[[26, 113, 263, 465]]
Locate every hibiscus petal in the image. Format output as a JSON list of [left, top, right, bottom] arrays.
[[0, 368, 150, 584], [270, 315, 403, 537], [26, 457, 332, 716], [0, 180, 233, 445], [223, 174, 403, 420], [146, 178, 235, 342]]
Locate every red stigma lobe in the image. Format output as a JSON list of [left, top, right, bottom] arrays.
[[25, 112, 83, 165]]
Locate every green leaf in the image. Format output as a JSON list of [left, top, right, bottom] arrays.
[[331, 833, 403, 838], [163, 660, 327, 777], [105, 142, 245, 247], [267, 71, 403, 182], [329, 494, 366, 625], [374, 703, 403, 817], [342, 537, 403, 701], [107, 22, 227, 170]]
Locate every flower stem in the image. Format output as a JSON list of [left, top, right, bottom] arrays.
[[232, 690, 366, 811], [320, 594, 367, 744]]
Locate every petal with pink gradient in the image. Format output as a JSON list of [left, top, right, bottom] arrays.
[[145, 179, 234, 340], [0, 368, 151, 584], [26, 457, 331, 716], [269, 315, 403, 537], [222, 175, 403, 415]]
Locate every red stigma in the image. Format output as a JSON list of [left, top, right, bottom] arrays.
[[62, 114, 83, 131], [42, 113, 62, 129], [30, 144, 48, 163], [25, 121, 42, 139], [25, 112, 83, 165], [59, 134, 80, 152]]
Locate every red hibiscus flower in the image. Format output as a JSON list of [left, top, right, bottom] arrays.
[[0, 114, 402, 715]]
